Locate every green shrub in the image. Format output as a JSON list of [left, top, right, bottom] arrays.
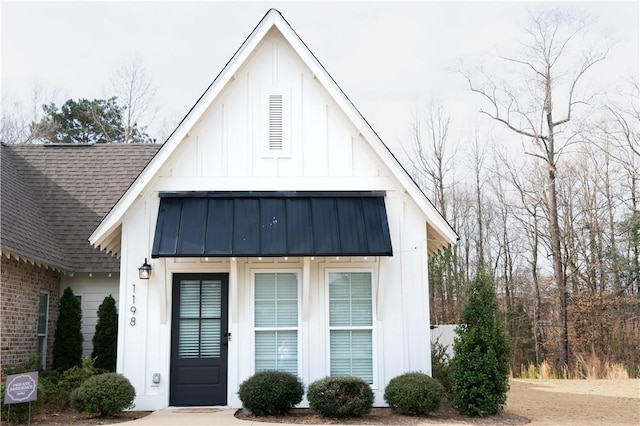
[[64, 357, 101, 386], [450, 268, 510, 416], [48, 357, 103, 409], [431, 339, 453, 393], [92, 295, 118, 371], [2, 355, 39, 376], [52, 287, 83, 371], [38, 370, 64, 409], [70, 373, 135, 417], [307, 376, 373, 418], [238, 371, 304, 415], [383, 372, 444, 415]]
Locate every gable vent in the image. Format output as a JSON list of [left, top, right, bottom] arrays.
[[268, 94, 284, 151]]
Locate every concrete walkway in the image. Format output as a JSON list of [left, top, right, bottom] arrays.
[[120, 408, 283, 426]]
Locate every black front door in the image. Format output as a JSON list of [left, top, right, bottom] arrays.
[[170, 273, 229, 406]]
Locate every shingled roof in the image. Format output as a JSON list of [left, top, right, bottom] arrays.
[[1, 143, 160, 272]]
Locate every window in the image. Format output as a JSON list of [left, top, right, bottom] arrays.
[[254, 272, 299, 375], [179, 279, 222, 358], [328, 272, 374, 384], [37, 293, 49, 368], [263, 89, 290, 157]]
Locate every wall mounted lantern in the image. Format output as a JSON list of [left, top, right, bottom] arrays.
[[138, 258, 152, 280]]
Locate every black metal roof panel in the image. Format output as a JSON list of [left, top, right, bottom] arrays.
[[151, 192, 392, 258]]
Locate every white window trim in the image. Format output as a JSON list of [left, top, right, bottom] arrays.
[[37, 291, 50, 368], [261, 88, 291, 158], [251, 269, 302, 376], [324, 268, 378, 389]]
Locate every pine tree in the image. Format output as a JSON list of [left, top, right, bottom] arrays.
[[52, 287, 83, 371], [92, 295, 118, 371], [30, 97, 154, 144], [450, 268, 510, 416]]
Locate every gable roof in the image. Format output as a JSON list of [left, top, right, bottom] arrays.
[[90, 9, 457, 256], [1, 143, 160, 272]]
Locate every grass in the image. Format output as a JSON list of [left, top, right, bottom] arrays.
[[517, 356, 631, 379]]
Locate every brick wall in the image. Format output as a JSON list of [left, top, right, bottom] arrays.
[[1, 256, 61, 373]]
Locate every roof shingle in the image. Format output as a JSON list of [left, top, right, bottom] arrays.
[[1, 143, 160, 272]]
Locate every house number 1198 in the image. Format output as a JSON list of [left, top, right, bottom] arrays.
[[130, 283, 137, 326]]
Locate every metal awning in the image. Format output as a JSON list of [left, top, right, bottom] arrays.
[[151, 191, 393, 258]]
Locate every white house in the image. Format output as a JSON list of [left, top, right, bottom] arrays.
[[89, 9, 457, 409]]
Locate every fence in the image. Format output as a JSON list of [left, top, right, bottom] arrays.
[[430, 324, 458, 358]]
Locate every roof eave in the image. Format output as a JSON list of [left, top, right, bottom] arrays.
[[0, 248, 73, 275]]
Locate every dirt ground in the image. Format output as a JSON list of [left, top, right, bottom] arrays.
[[505, 379, 640, 425], [238, 379, 640, 425], [19, 379, 640, 425]]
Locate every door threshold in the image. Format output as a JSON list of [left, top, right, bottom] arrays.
[[169, 407, 229, 413]]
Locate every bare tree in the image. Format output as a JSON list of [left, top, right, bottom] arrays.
[[405, 102, 467, 324], [462, 9, 608, 368], [588, 78, 639, 294], [109, 56, 158, 143], [1, 83, 62, 144], [467, 129, 489, 267], [406, 101, 456, 217], [1, 92, 28, 143], [605, 78, 640, 158]]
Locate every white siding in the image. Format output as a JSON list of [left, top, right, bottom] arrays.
[[62, 273, 119, 357], [114, 26, 434, 410], [156, 29, 391, 188]]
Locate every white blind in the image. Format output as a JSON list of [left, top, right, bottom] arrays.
[[255, 273, 298, 375], [329, 273, 372, 326], [329, 272, 373, 383], [330, 330, 373, 382], [255, 273, 298, 327], [255, 330, 298, 374], [179, 279, 222, 358]]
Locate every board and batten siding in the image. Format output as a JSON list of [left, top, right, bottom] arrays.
[[110, 26, 434, 410], [154, 29, 388, 189]]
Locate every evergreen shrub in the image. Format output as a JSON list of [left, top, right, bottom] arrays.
[[92, 295, 118, 371], [238, 371, 304, 415], [450, 268, 511, 416], [52, 287, 83, 371], [50, 357, 103, 409], [70, 373, 135, 417], [307, 376, 373, 418], [431, 339, 453, 393], [383, 372, 444, 415]]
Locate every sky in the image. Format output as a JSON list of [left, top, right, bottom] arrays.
[[1, 1, 638, 156]]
